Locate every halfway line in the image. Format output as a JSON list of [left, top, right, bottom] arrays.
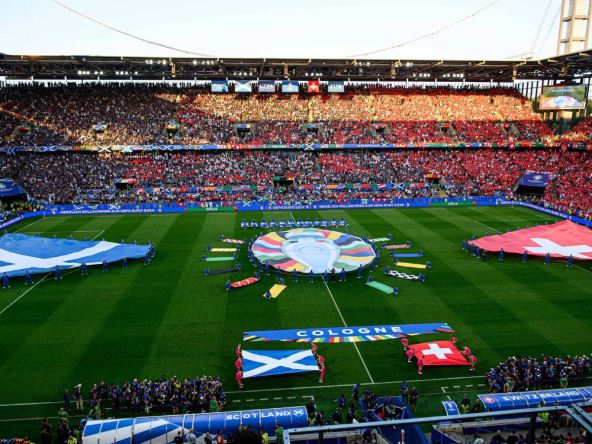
[[323, 281, 375, 384]]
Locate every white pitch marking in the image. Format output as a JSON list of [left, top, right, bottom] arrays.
[[15, 217, 45, 233], [225, 374, 485, 395], [473, 220, 502, 234], [323, 281, 375, 384]]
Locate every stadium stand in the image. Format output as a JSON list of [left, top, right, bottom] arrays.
[[0, 85, 558, 146], [1, 84, 592, 219], [0, 149, 591, 218]]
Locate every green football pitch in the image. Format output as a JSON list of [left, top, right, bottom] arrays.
[[1, 205, 591, 437]]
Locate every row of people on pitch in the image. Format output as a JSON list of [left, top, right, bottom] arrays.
[[463, 242, 577, 267], [240, 217, 349, 229], [1, 247, 155, 288], [486, 354, 590, 393], [80, 375, 226, 415], [401, 335, 477, 374]]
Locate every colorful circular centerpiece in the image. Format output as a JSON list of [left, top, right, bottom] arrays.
[[251, 228, 375, 274]]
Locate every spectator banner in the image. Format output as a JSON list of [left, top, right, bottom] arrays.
[[328, 81, 345, 93], [408, 341, 469, 366], [307, 80, 320, 93], [258, 80, 276, 93], [469, 220, 592, 259], [0, 178, 27, 198], [211, 80, 229, 93], [519, 171, 552, 187], [478, 387, 592, 411], [82, 407, 308, 444], [281, 80, 299, 94], [0, 233, 150, 277], [235, 80, 252, 93], [243, 322, 453, 343], [242, 349, 318, 378]]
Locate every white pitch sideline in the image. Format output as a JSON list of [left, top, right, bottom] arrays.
[[0, 374, 486, 408]]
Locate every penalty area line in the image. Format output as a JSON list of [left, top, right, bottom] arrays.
[[472, 220, 502, 234], [15, 217, 46, 233], [323, 281, 375, 384], [0, 376, 486, 407]]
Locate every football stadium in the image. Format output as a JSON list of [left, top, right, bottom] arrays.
[[1, 1, 592, 443]]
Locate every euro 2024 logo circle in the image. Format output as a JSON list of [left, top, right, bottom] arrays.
[[251, 228, 375, 274]]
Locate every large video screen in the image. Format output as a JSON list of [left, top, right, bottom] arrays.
[[539, 85, 587, 110]]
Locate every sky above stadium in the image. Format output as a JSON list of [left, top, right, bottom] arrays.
[[0, 0, 566, 60]]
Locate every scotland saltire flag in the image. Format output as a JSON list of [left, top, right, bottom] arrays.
[[0, 234, 150, 277], [242, 350, 319, 379]]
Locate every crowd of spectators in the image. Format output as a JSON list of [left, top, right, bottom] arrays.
[[486, 355, 590, 393], [471, 429, 588, 444], [0, 84, 566, 146], [0, 148, 591, 218], [1, 83, 591, 216]]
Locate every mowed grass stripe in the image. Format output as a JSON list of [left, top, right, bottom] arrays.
[[449, 206, 592, 351], [140, 213, 238, 379], [404, 208, 565, 357], [0, 214, 144, 402], [360, 208, 503, 379], [0, 216, 124, 369], [60, 214, 207, 387], [234, 210, 383, 390]]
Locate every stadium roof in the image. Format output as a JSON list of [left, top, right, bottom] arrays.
[[0, 50, 591, 82]]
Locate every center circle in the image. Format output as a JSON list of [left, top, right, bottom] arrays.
[[251, 228, 376, 274]]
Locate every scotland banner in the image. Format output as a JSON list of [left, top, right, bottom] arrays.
[[242, 349, 319, 378], [0, 234, 150, 277], [243, 322, 453, 343], [82, 407, 308, 444]]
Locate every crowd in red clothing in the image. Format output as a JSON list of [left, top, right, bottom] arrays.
[[0, 148, 591, 218], [0, 84, 572, 147]]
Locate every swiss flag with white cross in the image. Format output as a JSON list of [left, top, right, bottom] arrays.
[[469, 220, 592, 260], [409, 341, 469, 366]]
